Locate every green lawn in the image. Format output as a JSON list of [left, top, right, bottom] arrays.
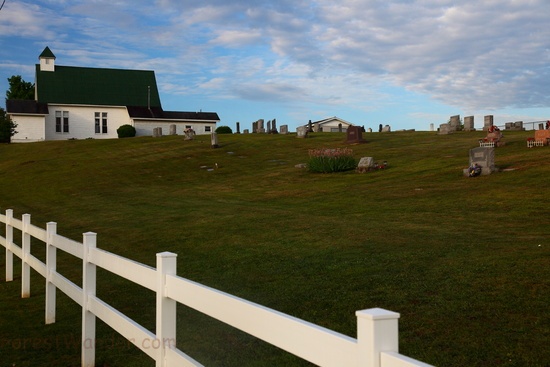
[[0, 130, 548, 367]]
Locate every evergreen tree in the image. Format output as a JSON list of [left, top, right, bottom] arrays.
[[0, 108, 17, 143], [6, 75, 35, 101]]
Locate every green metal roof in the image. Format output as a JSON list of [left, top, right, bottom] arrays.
[[36, 64, 162, 108]]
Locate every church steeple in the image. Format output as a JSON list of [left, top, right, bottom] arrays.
[[39, 46, 56, 72]]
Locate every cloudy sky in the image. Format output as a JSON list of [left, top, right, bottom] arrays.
[[1, 0, 549, 132]]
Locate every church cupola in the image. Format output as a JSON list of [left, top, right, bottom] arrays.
[[39, 46, 56, 72]]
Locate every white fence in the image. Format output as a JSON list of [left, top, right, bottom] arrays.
[[0, 209, 433, 367]]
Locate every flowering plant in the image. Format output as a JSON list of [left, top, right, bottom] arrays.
[[306, 148, 356, 173]]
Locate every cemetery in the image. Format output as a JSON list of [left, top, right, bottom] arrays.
[[0, 127, 548, 367]]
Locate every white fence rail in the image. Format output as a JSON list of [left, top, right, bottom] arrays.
[[1, 209, 433, 367]]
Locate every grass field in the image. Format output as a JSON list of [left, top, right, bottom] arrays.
[[0, 130, 548, 367]]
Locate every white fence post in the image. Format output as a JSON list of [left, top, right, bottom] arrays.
[[156, 252, 177, 367], [45, 222, 57, 324], [5, 209, 13, 282], [22, 214, 31, 298], [356, 308, 400, 367], [82, 232, 97, 367]]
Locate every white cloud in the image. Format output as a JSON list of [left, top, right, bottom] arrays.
[[210, 29, 263, 48], [2, 0, 549, 127]]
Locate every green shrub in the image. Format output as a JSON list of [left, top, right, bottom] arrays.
[[215, 125, 233, 134], [117, 124, 136, 138], [307, 148, 356, 173]]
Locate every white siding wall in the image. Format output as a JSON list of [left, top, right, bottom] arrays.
[[45, 105, 131, 141], [320, 121, 351, 132], [134, 120, 216, 136], [10, 115, 46, 143]]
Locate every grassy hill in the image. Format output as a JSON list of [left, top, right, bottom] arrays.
[[0, 130, 548, 366]]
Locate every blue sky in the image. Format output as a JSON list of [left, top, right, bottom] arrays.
[[1, 0, 549, 132]]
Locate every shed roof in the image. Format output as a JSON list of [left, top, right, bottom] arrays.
[[6, 99, 49, 115]]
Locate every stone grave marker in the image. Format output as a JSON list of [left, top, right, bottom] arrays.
[[463, 147, 495, 176], [296, 126, 308, 138], [169, 124, 177, 135], [211, 132, 219, 148], [357, 157, 374, 173], [257, 119, 265, 133], [184, 128, 195, 140], [346, 126, 365, 144], [439, 123, 452, 135], [464, 116, 475, 131], [449, 115, 461, 131], [280, 125, 288, 134]]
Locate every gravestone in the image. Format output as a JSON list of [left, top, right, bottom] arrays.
[[505, 121, 523, 131], [484, 115, 494, 131], [439, 123, 452, 135], [296, 126, 308, 138], [271, 118, 277, 133], [236, 122, 241, 134], [463, 147, 495, 176], [153, 127, 162, 137], [308, 120, 313, 133], [449, 115, 461, 131], [280, 125, 289, 134], [267, 120, 271, 133], [169, 124, 177, 135], [257, 119, 265, 133], [464, 116, 475, 131], [252, 121, 258, 133], [338, 123, 342, 133], [346, 126, 364, 144], [381, 125, 391, 132], [430, 123, 434, 131], [184, 128, 195, 140], [367, 128, 372, 133], [357, 157, 374, 173], [211, 132, 219, 148], [243, 129, 249, 134]]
